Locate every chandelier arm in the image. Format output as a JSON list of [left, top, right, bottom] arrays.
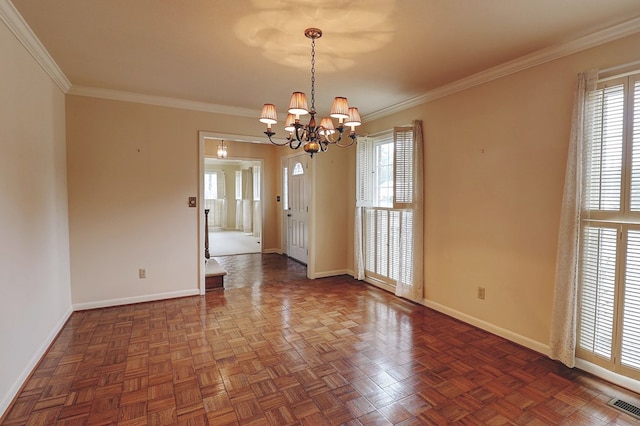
[[322, 128, 344, 145], [289, 138, 302, 150], [294, 123, 307, 144], [334, 137, 357, 148], [265, 131, 291, 146]]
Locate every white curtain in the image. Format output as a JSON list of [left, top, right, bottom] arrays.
[[253, 200, 261, 238], [549, 70, 598, 367], [204, 170, 226, 229], [354, 136, 371, 281], [235, 200, 243, 231], [206, 199, 226, 228], [354, 206, 365, 280], [242, 168, 253, 233], [395, 120, 424, 301]]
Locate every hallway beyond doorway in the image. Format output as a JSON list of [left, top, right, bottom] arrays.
[[208, 230, 260, 256]]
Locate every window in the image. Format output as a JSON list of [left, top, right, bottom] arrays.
[[356, 127, 418, 289], [204, 172, 219, 200], [577, 72, 640, 379], [375, 140, 394, 207], [204, 170, 225, 228]]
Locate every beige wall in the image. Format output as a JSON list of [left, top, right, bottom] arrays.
[[66, 93, 351, 307], [358, 32, 640, 349], [66, 97, 287, 306], [311, 146, 351, 276], [0, 21, 71, 413]]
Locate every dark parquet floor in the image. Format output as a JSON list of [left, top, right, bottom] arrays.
[[3, 253, 640, 425]]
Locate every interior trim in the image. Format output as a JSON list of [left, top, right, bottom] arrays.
[[72, 289, 200, 311], [0, 0, 70, 92], [0, 306, 72, 417], [576, 358, 640, 395], [421, 298, 550, 356], [68, 85, 258, 118], [364, 16, 640, 121], [3, 0, 639, 121]]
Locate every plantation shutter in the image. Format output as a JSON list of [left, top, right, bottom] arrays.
[[588, 82, 624, 211], [364, 208, 375, 273], [376, 209, 389, 277], [356, 137, 374, 207], [578, 225, 617, 362], [389, 210, 400, 281], [623, 81, 640, 372], [393, 127, 414, 209], [631, 80, 640, 211], [622, 229, 640, 371], [577, 73, 640, 379]]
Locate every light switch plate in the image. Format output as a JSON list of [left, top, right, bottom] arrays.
[[188, 197, 197, 207]]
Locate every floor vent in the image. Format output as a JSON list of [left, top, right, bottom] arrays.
[[609, 398, 640, 420]]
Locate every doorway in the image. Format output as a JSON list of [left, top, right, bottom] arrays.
[[204, 157, 262, 256]]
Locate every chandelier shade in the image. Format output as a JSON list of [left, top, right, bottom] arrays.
[[330, 97, 349, 120], [259, 104, 278, 130], [319, 117, 335, 135], [288, 92, 309, 116], [284, 113, 296, 132], [345, 107, 362, 129], [259, 28, 361, 157]]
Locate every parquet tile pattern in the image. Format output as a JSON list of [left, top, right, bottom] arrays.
[[4, 253, 640, 425]]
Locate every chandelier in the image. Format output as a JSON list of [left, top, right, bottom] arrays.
[[217, 140, 228, 159], [259, 28, 361, 157]]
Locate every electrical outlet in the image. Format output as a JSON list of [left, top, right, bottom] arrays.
[[139, 268, 146, 279], [477, 286, 485, 300]]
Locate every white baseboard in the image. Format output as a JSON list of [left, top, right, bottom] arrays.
[[311, 269, 350, 279], [421, 299, 551, 356], [362, 276, 396, 294], [335, 275, 640, 394], [575, 359, 640, 394], [73, 289, 200, 311], [346, 274, 550, 357], [1, 305, 73, 417], [262, 248, 282, 254]]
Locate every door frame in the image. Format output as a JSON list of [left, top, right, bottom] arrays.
[[198, 131, 268, 294], [284, 152, 309, 264], [281, 151, 314, 279]]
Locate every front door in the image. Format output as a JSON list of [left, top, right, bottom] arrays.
[[287, 155, 309, 264]]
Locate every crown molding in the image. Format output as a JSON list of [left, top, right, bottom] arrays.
[[68, 86, 259, 118], [364, 17, 640, 122], [0, 0, 71, 92], [4, 0, 640, 121], [199, 130, 271, 145]]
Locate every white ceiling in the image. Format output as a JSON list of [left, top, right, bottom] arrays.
[[7, 0, 640, 120]]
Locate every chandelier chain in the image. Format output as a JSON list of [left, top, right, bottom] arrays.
[[310, 37, 316, 113]]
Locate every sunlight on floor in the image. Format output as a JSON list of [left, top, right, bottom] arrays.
[[209, 230, 260, 256]]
